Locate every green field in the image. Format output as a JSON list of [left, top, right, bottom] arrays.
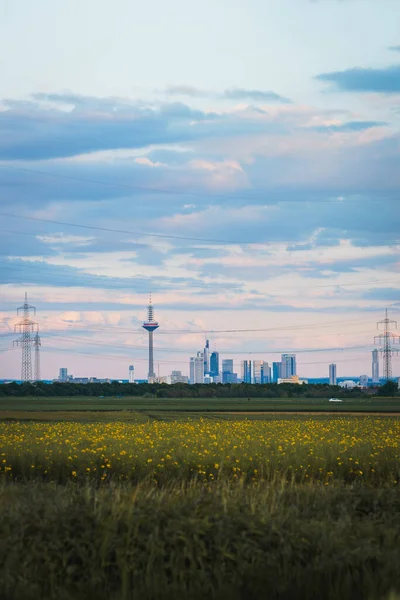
[[1, 395, 399, 414], [1, 414, 400, 599]]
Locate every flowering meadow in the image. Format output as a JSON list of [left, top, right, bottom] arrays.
[[1, 416, 400, 486], [1, 415, 400, 600]]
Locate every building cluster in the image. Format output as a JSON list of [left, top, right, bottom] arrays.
[[188, 343, 306, 385], [58, 368, 111, 384]]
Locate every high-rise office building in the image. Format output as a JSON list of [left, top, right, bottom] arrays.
[[59, 368, 68, 382], [272, 362, 282, 383], [372, 349, 379, 384], [329, 363, 337, 386], [222, 359, 233, 374], [222, 372, 238, 384], [359, 374, 369, 388], [190, 352, 204, 384], [171, 370, 189, 384], [210, 351, 219, 377], [203, 340, 210, 375], [281, 354, 296, 378], [241, 360, 252, 383], [263, 362, 272, 383], [128, 365, 135, 384], [253, 360, 271, 383]]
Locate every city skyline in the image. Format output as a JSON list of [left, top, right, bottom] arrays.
[[0, 0, 399, 379], [1, 293, 400, 381]]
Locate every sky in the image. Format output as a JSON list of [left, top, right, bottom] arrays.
[[0, 0, 400, 381]]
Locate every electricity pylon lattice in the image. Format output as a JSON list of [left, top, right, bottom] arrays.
[[33, 326, 41, 382], [374, 309, 400, 381], [13, 292, 37, 382]]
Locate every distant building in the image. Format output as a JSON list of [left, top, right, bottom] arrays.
[[66, 377, 111, 384], [222, 372, 238, 384], [359, 374, 369, 388], [281, 354, 296, 378], [190, 352, 204, 384], [170, 371, 189, 384], [272, 362, 282, 383], [210, 351, 219, 377], [128, 365, 135, 384], [222, 359, 233, 374], [157, 375, 172, 384], [338, 380, 359, 389], [278, 375, 307, 385], [253, 360, 271, 383], [372, 349, 379, 384], [241, 360, 252, 383], [203, 340, 210, 375], [59, 368, 68, 382], [329, 363, 337, 386]]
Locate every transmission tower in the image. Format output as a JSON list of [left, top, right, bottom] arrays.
[[33, 325, 41, 382], [374, 309, 400, 381], [13, 292, 37, 382]]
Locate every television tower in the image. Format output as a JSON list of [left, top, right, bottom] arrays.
[[374, 309, 400, 381], [142, 295, 159, 381], [13, 292, 37, 382]]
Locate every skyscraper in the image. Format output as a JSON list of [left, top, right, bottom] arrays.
[[253, 361, 271, 383], [129, 365, 135, 384], [281, 354, 296, 378], [263, 362, 272, 383], [59, 368, 68, 382], [272, 362, 282, 383], [241, 360, 252, 383], [210, 351, 219, 377], [203, 340, 210, 375], [372, 349, 379, 384], [190, 352, 204, 384], [329, 363, 337, 386], [222, 359, 233, 374], [142, 296, 159, 381]]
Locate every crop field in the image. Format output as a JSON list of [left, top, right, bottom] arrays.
[[0, 415, 400, 600], [1, 395, 399, 413]]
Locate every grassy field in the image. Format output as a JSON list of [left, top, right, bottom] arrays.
[[1, 415, 400, 599], [1, 395, 399, 413]]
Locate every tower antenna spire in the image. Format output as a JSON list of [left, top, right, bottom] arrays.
[[142, 294, 159, 381]]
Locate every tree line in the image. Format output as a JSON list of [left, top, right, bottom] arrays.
[[1, 380, 397, 398]]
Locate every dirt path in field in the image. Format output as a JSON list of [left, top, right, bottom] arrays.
[[214, 411, 400, 416]]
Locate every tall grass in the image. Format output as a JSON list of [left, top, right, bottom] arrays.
[[0, 480, 400, 600], [0, 417, 400, 599]]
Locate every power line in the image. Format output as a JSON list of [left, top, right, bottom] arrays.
[[0, 162, 394, 206], [1, 260, 398, 294], [1, 226, 399, 251], [37, 333, 372, 355], [1, 211, 399, 247]]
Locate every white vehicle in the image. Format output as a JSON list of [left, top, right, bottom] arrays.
[[329, 398, 343, 402]]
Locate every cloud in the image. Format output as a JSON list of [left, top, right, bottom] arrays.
[[223, 88, 292, 103], [388, 46, 400, 53], [0, 97, 210, 161], [164, 85, 205, 97], [316, 65, 400, 93], [308, 120, 387, 132]]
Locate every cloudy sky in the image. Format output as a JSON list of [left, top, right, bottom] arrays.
[[1, 0, 399, 381]]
